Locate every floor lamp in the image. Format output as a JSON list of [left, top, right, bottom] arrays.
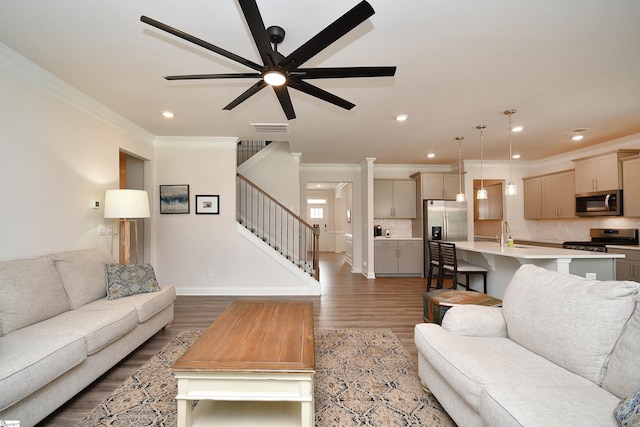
[[104, 189, 150, 264]]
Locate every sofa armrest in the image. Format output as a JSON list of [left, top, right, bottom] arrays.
[[441, 305, 507, 337]]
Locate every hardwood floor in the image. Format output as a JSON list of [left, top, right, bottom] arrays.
[[39, 252, 440, 426]]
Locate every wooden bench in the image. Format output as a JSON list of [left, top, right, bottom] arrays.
[[172, 301, 315, 427]]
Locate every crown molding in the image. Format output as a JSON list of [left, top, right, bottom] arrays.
[[0, 43, 154, 145], [153, 136, 238, 149]]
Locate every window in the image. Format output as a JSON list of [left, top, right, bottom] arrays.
[[307, 198, 326, 220], [309, 207, 324, 219]]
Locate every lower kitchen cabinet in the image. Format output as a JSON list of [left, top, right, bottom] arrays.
[[374, 239, 423, 276], [609, 248, 640, 282]]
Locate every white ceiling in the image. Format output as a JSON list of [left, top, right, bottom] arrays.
[[1, 0, 639, 165]]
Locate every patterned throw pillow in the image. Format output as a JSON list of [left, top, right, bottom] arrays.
[[105, 263, 161, 300], [615, 389, 640, 427]]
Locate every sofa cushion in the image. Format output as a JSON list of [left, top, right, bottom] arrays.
[[52, 248, 115, 309], [0, 256, 70, 336], [502, 265, 638, 385], [414, 323, 599, 412], [480, 383, 619, 426], [45, 306, 138, 354], [0, 325, 86, 411], [603, 303, 640, 398], [105, 263, 160, 300], [80, 285, 175, 323]]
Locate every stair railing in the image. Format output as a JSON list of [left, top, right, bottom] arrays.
[[236, 173, 320, 280]]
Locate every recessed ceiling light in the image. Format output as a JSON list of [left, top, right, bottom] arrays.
[[511, 126, 523, 132], [396, 114, 409, 121], [572, 135, 584, 141], [426, 153, 435, 158], [162, 111, 174, 119], [512, 154, 521, 159]]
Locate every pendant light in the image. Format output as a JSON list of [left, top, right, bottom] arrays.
[[504, 109, 517, 196], [476, 125, 488, 200], [455, 136, 465, 202]]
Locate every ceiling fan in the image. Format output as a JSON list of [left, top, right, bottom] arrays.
[[141, 0, 396, 120]]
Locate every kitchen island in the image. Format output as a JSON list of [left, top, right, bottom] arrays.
[[454, 241, 624, 299]]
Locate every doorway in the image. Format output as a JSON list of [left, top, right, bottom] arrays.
[[472, 179, 504, 241], [119, 151, 147, 262], [306, 182, 353, 253]]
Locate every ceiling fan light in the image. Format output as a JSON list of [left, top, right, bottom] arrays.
[[264, 71, 286, 86]]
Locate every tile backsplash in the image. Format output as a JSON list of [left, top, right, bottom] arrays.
[[373, 219, 414, 238]]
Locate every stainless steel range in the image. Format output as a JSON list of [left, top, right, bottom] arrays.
[[563, 228, 639, 252]]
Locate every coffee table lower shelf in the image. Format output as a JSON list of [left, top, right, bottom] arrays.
[[175, 371, 315, 427], [190, 400, 309, 427]]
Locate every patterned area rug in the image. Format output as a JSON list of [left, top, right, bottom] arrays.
[[77, 329, 454, 426]]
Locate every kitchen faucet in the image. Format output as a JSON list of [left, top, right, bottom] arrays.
[[501, 220, 511, 247]]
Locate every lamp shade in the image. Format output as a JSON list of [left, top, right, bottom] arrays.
[[104, 189, 150, 219]]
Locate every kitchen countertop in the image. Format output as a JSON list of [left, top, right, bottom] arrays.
[[374, 237, 422, 240], [454, 241, 622, 299], [454, 241, 624, 259], [607, 245, 640, 251]]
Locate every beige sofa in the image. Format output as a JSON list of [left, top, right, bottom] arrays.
[[415, 264, 640, 426], [0, 248, 175, 427]]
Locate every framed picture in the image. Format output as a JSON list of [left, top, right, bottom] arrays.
[[160, 185, 190, 214], [196, 195, 220, 215]]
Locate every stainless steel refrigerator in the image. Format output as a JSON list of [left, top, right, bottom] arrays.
[[422, 200, 468, 275]]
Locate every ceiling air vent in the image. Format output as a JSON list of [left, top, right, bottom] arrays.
[[251, 123, 290, 133]]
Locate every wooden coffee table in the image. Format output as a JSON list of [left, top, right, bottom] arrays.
[[172, 301, 315, 427]]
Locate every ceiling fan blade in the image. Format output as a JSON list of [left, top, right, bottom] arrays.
[[237, 0, 278, 67], [287, 80, 355, 110], [223, 80, 268, 110], [165, 73, 261, 80], [141, 15, 264, 72], [273, 86, 296, 120], [280, 1, 374, 69], [295, 66, 396, 79]]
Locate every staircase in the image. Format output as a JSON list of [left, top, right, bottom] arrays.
[[236, 173, 320, 280]]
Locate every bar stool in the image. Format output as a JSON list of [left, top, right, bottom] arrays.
[[439, 241, 488, 293], [426, 240, 441, 291]]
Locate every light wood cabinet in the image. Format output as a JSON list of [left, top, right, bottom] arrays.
[[573, 150, 638, 193], [623, 155, 640, 217], [542, 171, 576, 218], [524, 170, 575, 219], [374, 239, 422, 276], [523, 177, 542, 219], [412, 172, 461, 200], [608, 248, 640, 281], [374, 180, 416, 218], [475, 183, 503, 220]]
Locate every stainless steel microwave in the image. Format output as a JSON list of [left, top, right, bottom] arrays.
[[575, 190, 622, 217]]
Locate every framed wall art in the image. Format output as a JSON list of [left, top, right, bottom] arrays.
[[160, 185, 190, 214], [196, 195, 220, 215]]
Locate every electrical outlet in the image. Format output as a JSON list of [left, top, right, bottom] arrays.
[[98, 226, 107, 235], [90, 199, 100, 209], [586, 273, 597, 280], [207, 269, 213, 278]]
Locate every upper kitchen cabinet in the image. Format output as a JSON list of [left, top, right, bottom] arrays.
[[374, 180, 416, 218], [411, 172, 461, 200], [524, 170, 576, 219], [623, 155, 640, 217], [573, 150, 639, 194]]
